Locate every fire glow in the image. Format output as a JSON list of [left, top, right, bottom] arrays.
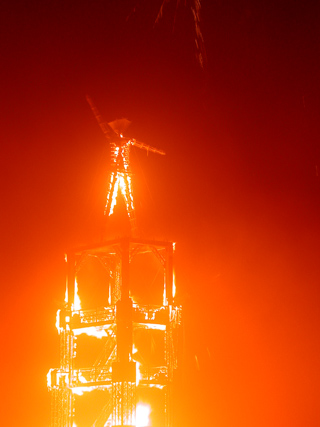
[[136, 403, 151, 427]]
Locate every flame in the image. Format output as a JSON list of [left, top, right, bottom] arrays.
[[133, 345, 142, 385], [64, 284, 68, 304], [136, 403, 151, 427], [108, 283, 112, 305], [76, 370, 88, 384], [141, 323, 166, 331], [55, 309, 62, 334], [71, 371, 92, 395], [109, 173, 119, 215], [72, 385, 96, 396], [164, 264, 176, 305], [172, 268, 176, 299], [130, 292, 138, 304], [107, 171, 135, 217], [64, 254, 68, 303], [72, 278, 81, 311], [73, 326, 108, 339], [47, 369, 52, 388], [136, 361, 142, 385], [163, 285, 167, 307]]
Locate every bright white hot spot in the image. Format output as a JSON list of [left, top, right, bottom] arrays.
[[136, 403, 151, 427]]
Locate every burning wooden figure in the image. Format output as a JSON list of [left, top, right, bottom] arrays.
[[86, 96, 165, 233]]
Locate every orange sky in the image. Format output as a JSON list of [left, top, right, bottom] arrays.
[[1, 1, 320, 426]]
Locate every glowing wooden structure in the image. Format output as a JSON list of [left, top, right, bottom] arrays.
[[48, 238, 182, 426]]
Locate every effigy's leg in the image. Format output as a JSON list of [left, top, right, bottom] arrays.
[[121, 173, 137, 234], [105, 172, 119, 216]]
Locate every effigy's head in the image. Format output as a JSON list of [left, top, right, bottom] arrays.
[[108, 118, 131, 136]]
